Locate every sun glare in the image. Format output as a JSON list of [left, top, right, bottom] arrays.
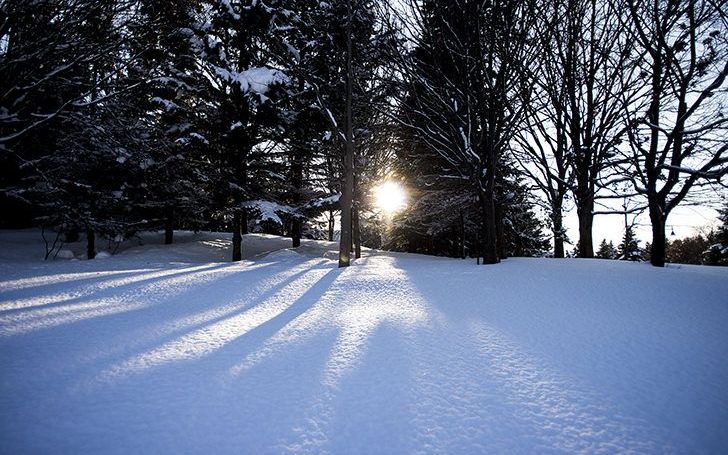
[[374, 181, 407, 214]]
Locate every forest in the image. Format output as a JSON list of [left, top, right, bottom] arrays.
[[1, 0, 727, 267], [3, 2, 728, 452]]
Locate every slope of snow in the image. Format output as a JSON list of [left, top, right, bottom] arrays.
[[1, 230, 727, 454]]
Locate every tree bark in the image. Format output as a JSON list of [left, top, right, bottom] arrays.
[[328, 210, 334, 241], [353, 206, 361, 259], [338, 0, 354, 268], [291, 152, 303, 248], [459, 210, 465, 259], [65, 229, 79, 243], [496, 202, 506, 260], [576, 199, 594, 258], [232, 211, 242, 262], [292, 219, 302, 248], [479, 187, 499, 265], [241, 209, 248, 235], [649, 201, 666, 267], [164, 206, 174, 245], [552, 204, 565, 258], [86, 228, 96, 260]]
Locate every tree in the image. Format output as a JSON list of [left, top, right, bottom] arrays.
[[4, 0, 156, 258], [391, 0, 541, 264], [387, 160, 549, 259], [704, 202, 728, 265], [596, 239, 618, 259], [516, 0, 638, 259], [618, 0, 728, 267], [133, 0, 209, 245], [617, 224, 642, 261], [0, 0, 149, 235], [338, 0, 356, 267], [667, 234, 711, 264], [280, 0, 392, 265], [194, 0, 290, 261]]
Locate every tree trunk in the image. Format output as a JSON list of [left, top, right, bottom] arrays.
[[291, 151, 303, 248], [459, 210, 465, 259], [65, 229, 79, 243], [339, 173, 353, 267], [338, 0, 354, 268], [86, 228, 96, 260], [232, 211, 242, 262], [353, 206, 361, 259], [479, 188, 499, 265], [164, 206, 174, 245], [328, 210, 334, 241], [292, 219, 302, 248], [565, 6, 594, 260], [576, 200, 594, 258], [496, 202, 506, 260], [649, 202, 666, 267], [552, 203, 565, 258]]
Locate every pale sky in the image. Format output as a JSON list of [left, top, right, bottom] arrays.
[[562, 202, 723, 251]]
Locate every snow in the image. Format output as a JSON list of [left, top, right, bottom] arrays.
[[1, 230, 727, 453], [243, 200, 293, 225], [213, 66, 289, 95], [56, 249, 75, 259], [151, 97, 179, 112]]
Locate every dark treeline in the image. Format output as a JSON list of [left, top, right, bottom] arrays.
[[1, 0, 726, 267]]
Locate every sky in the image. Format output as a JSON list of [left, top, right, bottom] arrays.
[[563, 202, 723, 250]]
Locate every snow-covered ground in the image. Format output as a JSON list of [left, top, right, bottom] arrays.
[[1, 230, 727, 454]]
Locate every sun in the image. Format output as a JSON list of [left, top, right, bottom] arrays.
[[374, 181, 407, 214]]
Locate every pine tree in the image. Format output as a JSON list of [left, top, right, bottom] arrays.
[[392, 0, 541, 263], [13, 0, 153, 259], [596, 239, 617, 259], [133, 0, 209, 244], [617, 225, 642, 261], [194, 0, 291, 261], [1, 0, 148, 240], [703, 203, 728, 266]]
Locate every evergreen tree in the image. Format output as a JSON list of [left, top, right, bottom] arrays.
[[667, 234, 711, 265], [704, 203, 728, 266], [392, 0, 541, 263], [596, 239, 617, 259], [11, 0, 152, 258], [133, 0, 209, 244], [617, 225, 642, 261], [388, 166, 549, 259], [194, 0, 291, 261], [1, 0, 148, 237]]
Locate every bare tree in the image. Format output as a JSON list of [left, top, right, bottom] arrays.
[[618, 0, 728, 266], [512, 0, 572, 258]]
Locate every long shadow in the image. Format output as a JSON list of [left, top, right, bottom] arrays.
[[213, 266, 342, 371], [0, 259, 302, 338], [0, 248, 301, 303], [0, 262, 235, 325], [105, 260, 333, 352], [80, 260, 336, 379], [0, 263, 229, 316], [0, 268, 161, 298]]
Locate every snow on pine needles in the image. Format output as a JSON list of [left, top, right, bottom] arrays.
[[1, 230, 727, 454]]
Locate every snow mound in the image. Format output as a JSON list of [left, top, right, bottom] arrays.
[[56, 249, 75, 260]]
